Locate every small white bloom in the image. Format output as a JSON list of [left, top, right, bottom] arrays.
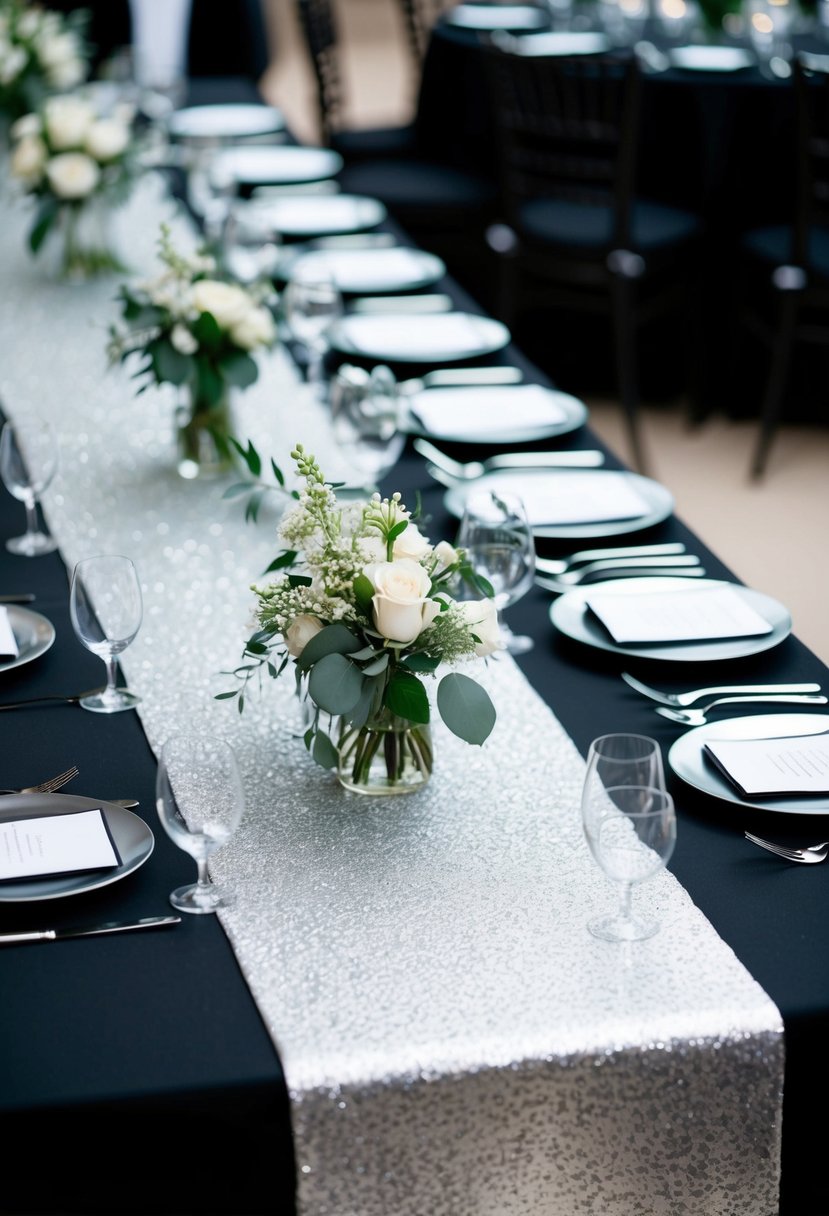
[[46, 150, 100, 199], [10, 134, 47, 184], [433, 540, 458, 571], [190, 279, 252, 330], [37, 29, 80, 73], [18, 10, 43, 38], [48, 56, 85, 89], [84, 117, 129, 162], [0, 45, 26, 85], [284, 613, 324, 658], [10, 113, 41, 140], [457, 597, 501, 657], [391, 520, 430, 561], [229, 305, 275, 351], [44, 96, 95, 150], [170, 323, 198, 355], [366, 558, 440, 644]]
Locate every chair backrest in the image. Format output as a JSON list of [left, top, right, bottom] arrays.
[[792, 54, 829, 268], [294, 0, 346, 144], [481, 36, 641, 250], [394, 0, 456, 64]]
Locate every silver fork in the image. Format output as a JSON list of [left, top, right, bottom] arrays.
[[537, 543, 688, 576], [744, 831, 829, 864], [537, 565, 707, 593], [621, 671, 823, 708], [414, 437, 604, 481], [656, 693, 829, 725], [536, 554, 703, 589], [0, 765, 80, 795]]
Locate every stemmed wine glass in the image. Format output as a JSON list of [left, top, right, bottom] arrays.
[[155, 732, 245, 914], [69, 554, 143, 713], [0, 417, 59, 556], [221, 201, 282, 286], [581, 732, 665, 862], [282, 265, 343, 398], [457, 488, 536, 654], [330, 363, 405, 491], [587, 785, 677, 941]]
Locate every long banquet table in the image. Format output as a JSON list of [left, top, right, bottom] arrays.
[[0, 128, 828, 1216]]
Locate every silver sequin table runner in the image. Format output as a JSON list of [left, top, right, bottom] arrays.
[[0, 175, 784, 1216]]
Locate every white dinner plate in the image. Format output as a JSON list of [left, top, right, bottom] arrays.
[[0, 793, 155, 902], [284, 247, 446, 294], [0, 606, 55, 675], [167, 102, 285, 141], [444, 467, 672, 538], [668, 45, 754, 71], [212, 145, 343, 187], [669, 713, 829, 815], [244, 193, 387, 238], [405, 382, 588, 443], [327, 312, 511, 363], [445, 4, 549, 30], [549, 576, 792, 662], [512, 30, 613, 55]]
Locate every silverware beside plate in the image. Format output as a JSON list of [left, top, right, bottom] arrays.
[[0, 916, 181, 944]]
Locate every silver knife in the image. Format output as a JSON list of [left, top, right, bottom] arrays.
[[0, 915, 181, 944]]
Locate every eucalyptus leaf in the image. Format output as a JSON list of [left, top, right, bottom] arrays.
[[437, 673, 496, 745], [401, 653, 440, 674], [297, 622, 362, 671], [308, 653, 363, 715], [362, 654, 389, 676], [345, 677, 378, 730], [220, 350, 259, 388], [192, 310, 223, 349], [149, 338, 193, 387], [29, 197, 59, 253], [195, 358, 224, 407], [312, 729, 339, 769], [386, 670, 430, 724]]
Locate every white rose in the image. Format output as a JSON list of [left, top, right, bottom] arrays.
[[433, 540, 458, 571], [366, 558, 440, 645], [18, 10, 43, 37], [46, 151, 100, 199], [44, 96, 95, 150], [47, 56, 85, 89], [10, 113, 39, 140], [391, 520, 430, 561], [10, 134, 47, 183], [229, 305, 275, 351], [284, 613, 324, 658], [457, 597, 501, 657], [84, 117, 129, 161], [0, 45, 26, 85], [170, 323, 198, 355], [37, 30, 79, 70], [190, 279, 252, 331]]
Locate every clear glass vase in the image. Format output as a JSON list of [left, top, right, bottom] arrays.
[[337, 708, 433, 796], [44, 196, 127, 282], [175, 387, 234, 480]]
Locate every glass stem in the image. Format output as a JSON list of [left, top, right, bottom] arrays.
[[196, 856, 211, 890], [104, 654, 119, 696], [619, 882, 633, 922], [24, 494, 39, 538]]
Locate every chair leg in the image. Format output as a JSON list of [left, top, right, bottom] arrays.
[[750, 294, 798, 480], [611, 278, 650, 476]]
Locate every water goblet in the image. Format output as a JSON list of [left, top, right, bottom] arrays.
[[581, 732, 665, 861], [282, 265, 343, 398], [221, 200, 282, 287], [155, 732, 245, 914], [587, 785, 677, 941], [69, 554, 143, 713], [0, 417, 59, 556], [457, 489, 536, 655], [330, 364, 406, 491]]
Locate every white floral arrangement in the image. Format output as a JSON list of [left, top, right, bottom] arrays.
[[9, 91, 137, 272], [0, 1, 88, 123], [222, 445, 498, 788], [108, 225, 278, 409]]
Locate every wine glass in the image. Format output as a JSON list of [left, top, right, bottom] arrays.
[[155, 732, 245, 914], [457, 489, 536, 655], [330, 363, 406, 491], [221, 200, 282, 287], [0, 417, 59, 556], [69, 554, 143, 713], [581, 733, 665, 862], [587, 785, 677, 941], [282, 265, 343, 398]]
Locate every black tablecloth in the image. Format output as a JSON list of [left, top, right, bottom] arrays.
[[3, 89, 829, 1216]]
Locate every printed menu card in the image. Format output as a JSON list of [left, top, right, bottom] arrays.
[[0, 606, 19, 661], [487, 471, 651, 525], [704, 732, 829, 799], [584, 583, 773, 645], [0, 808, 122, 881], [411, 385, 567, 437]]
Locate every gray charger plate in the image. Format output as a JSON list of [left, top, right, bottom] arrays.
[[0, 605, 55, 674]]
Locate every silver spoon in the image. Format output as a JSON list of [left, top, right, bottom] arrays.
[[414, 436, 604, 480], [656, 693, 829, 726]]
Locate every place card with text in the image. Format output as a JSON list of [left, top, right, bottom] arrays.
[[584, 583, 774, 645], [704, 732, 829, 799], [0, 808, 122, 882]]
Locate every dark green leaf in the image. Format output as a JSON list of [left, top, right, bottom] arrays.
[[245, 489, 264, 523], [353, 572, 375, 613], [401, 653, 441, 673], [29, 197, 60, 253], [263, 550, 297, 574], [308, 653, 363, 715], [344, 676, 380, 729], [311, 729, 339, 769], [385, 670, 430, 724], [287, 574, 312, 588], [387, 520, 408, 543], [214, 690, 238, 700], [219, 350, 259, 388], [192, 310, 223, 350], [149, 338, 193, 387], [437, 673, 496, 745], [362, 654, 389, 676], [222, 483, 253, 500], [195, 358, 224, 407], [297, 622, 362, 671], [271, 458, 285, 487]]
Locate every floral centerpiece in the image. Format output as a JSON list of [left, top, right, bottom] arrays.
[[222, 445, 498, 796], [0, 0, 89, 126], [9, 91, 137, 278], [107, 225, 278, 479]]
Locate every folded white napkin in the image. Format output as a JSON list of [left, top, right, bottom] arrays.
[[412, 384, 568, 439], [471, 469, 650, 525], [0, 606, 19, 661]]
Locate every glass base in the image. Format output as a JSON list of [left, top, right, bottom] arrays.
[[6, 531, 58, 556], [588, 912, 659, 942], [503, 631, 534, 655], [169, 881, 234, 914], [79, 688, 141, 714]]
